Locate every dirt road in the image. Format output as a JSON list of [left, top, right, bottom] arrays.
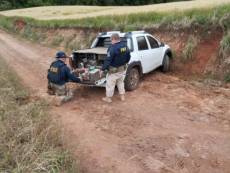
[[0, 30, 230, 173]]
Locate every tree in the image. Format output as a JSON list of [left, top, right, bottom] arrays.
[[0, 1, 12, 10]]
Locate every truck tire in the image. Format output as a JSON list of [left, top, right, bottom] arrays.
[[161, 54, 170, 72], [125, 67, 140, 91]]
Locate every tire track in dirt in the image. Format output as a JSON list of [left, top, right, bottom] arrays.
[[0, 29, 230, 173]]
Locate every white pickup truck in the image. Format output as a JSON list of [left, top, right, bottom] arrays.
[[70, 31, 172, 91]]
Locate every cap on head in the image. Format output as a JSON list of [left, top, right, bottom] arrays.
[[56, 51, 67, 59]]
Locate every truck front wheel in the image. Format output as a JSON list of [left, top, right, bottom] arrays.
[[125, 67, 140, 91]]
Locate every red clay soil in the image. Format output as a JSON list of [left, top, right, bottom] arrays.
[[0, 29, 230, 173], [183, 32, 223, 75], [153, 29, 223, 78]]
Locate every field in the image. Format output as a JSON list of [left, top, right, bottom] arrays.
[[1, 0, 230, 20]]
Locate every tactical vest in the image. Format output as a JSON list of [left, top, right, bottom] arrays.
[[47, 61, 65, 84]]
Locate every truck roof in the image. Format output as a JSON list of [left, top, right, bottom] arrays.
[[99, 31, 147, 37]]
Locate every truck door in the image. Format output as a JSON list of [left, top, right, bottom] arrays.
[[146, 36, 163, 70], [136, 36, 154, 73]]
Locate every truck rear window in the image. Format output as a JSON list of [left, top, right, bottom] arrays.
[[96, 37, 111, 48], [95, 37, 133, 51]]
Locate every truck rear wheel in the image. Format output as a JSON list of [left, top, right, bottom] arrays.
[[125, 67, 140, 91]]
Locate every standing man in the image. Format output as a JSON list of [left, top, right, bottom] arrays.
[[102, 33, 131, 103], [47, 51, 82, 105]]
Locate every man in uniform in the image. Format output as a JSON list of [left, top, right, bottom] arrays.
[[47, 51, 82, 105], [101, 33, 131, 103]]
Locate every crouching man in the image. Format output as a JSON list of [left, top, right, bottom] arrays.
[[47, 51, 82, 105], [101, 33, 131, 103]]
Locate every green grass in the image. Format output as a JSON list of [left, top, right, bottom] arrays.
[[0, 4, 230, 31], [0, 57, 78, 173]]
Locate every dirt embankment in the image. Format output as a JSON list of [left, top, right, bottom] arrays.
[[14, 19, 227, 81], [1, 23, 230, 173]]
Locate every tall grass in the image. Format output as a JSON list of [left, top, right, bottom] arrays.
[[220, 31, 230, 57], [182, 36, 199, 62], [0, 57, 78, 173], [219, 31, 230, 83]]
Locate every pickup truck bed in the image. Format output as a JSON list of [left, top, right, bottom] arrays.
[[71, 47, 108, 86]]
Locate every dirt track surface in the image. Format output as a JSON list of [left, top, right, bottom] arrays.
[[0, 30, 230, 173]]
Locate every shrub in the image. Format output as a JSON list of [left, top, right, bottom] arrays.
[[182, 36, 199, 62]]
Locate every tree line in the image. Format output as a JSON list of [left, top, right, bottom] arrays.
[[0, 0, 189, 11]]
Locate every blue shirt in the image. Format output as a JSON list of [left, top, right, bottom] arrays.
[[102, 41, 131, 71], [47, 60, 81, 85]]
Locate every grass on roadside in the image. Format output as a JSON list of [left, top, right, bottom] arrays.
[[0, 57, 78, 173]]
